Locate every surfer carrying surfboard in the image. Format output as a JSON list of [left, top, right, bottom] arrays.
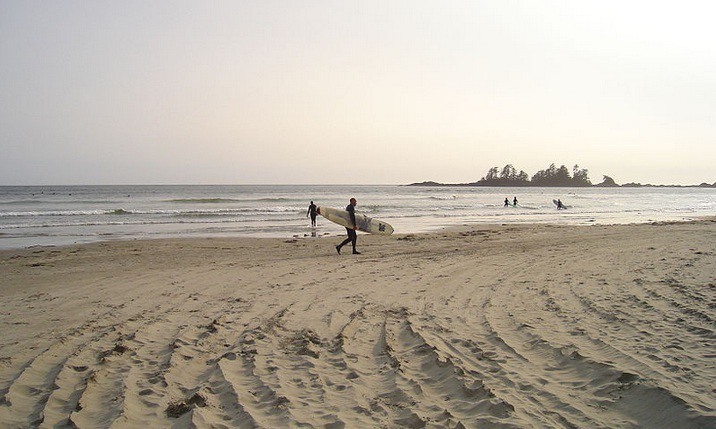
[[335, 198, 360, 255]]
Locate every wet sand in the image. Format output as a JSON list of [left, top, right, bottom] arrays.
[[1, 220, 714, 428]]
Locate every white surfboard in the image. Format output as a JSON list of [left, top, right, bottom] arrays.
[[553, 199, 569, 209], [317, 206, 394, 235]]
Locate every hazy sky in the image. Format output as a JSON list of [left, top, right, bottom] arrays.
[[1, 1, 714, 185]]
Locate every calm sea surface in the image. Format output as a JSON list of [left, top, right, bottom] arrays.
[[0, 185, 714, 249]]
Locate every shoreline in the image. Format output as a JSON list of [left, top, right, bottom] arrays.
[[1, 219, 714, 427], [1, 215, 714, 253]]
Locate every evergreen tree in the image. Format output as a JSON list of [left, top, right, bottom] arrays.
[[532, 164, 573, 186], [516, 170, 529, 183], [500, 164, 517, 181], [483, 167, 500, 181], [556, 165, 571, 183], [572, 165, 591, 186]]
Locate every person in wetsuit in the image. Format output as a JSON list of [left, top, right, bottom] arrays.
[[336, 198, 360, 255], [307, 201, 317, 227]]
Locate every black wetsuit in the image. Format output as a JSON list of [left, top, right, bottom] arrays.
[[336, 204, 357, 254], [307, 203, 317, 226]]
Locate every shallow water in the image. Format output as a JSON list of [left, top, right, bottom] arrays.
[[1, 185, 714, 248]]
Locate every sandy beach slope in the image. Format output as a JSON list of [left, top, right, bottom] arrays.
[[1, 220, 714, 428]]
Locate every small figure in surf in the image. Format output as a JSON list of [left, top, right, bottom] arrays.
[[504, 198, 510, 207], [556, 199, 565, 210], [513, 197, 518, 206], [307, 201, 317, 227], [336, 198, 360, 255]]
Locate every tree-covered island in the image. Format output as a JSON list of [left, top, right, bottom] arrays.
[[408, 163, 716, 188]]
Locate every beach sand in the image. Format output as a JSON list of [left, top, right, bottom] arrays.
[[1, 220, 714, 428]]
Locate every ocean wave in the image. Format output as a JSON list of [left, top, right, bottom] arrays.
[[0, 216, 302, 230], [0, 210, 114, 217], [164, 207, 302, 216], [167, 197, 300, 204], [0, 207, 303, 218], [166, 198, 243, 203], [110, 209, 132, 215], [0, 199, 124, 205], [428, 195, 458, 200], [0, 200, 47, 205], [256, 197, 295, 202], [0, 209, 153, 217]]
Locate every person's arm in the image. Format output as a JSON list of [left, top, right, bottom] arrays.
[[348, 206, 357, 229]]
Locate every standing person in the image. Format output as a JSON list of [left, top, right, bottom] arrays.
[[557, 199, 564, 210], [336, 198, 360, 255], [307, 201, 317, 227], [513, 196, 518, 206]]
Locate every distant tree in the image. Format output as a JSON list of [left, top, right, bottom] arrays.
[[556, 165, 571, 183], [532, 163, 563, 186], [483, 167, 500, 181], [478, 164, 529, 186], [516, 170, 530, 183], [500, 164, 517, 181], [472, 162, 608, 187], [572, 165, 592, 186], [410, 164, 681, 187], [530, 164, 550, 185]]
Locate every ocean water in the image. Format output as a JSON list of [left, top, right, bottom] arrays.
[[0, 185, 714, 249]]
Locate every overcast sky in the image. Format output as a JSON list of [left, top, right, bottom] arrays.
[[1, 1, 714, 185]]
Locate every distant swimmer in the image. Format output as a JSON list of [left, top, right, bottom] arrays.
[[504, 198, 510, 207], [307, 201, 317, 227]]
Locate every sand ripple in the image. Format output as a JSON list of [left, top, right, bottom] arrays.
[[1, 221, 714, 428]]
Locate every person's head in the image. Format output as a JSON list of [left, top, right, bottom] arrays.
[[350, 198, 357, 206], [310, 201, 314, 204]]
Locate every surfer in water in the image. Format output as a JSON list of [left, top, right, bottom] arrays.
[[556, 199, 565, 210], [504, 198, 510, 207], [336, 198, 360, 255], [513, 196, 518, 206], [307, 201, 317, 227]]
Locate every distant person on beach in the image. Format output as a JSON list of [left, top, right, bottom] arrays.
[[504, 198, 510, 207], [336, 198, 360, 255], [513, 197, 518, 206], [307, 201, 317, 227], [557, 199, 565, 210]]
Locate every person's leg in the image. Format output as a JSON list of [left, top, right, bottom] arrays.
[[349, 229, 358, 254], [337, 228, 352, 254]]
